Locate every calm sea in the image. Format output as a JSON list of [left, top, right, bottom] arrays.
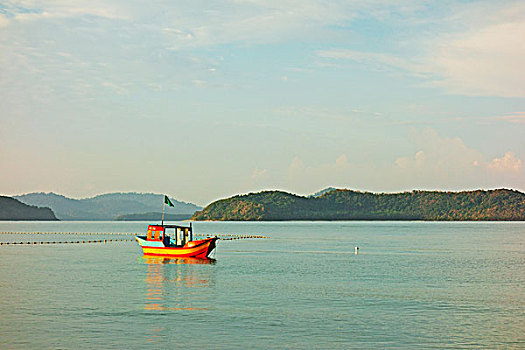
[[0, 221, 523, 349]]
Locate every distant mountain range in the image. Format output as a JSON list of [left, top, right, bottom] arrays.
[[192, 188, 525, 221], [15, 192, 202, 221], [114, 212, 193, 221], [0, 196, 57, 221]]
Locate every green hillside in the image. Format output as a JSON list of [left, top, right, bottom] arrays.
[[0, 196, 58, 221], [191, 189, 525, 221]]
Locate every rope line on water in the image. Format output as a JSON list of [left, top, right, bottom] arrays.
[[0, 236, 267, 245], [0, 232, 269, 239], [196, 235, 269, 239], [0, 239, 134, 245], [0, 231, 137, 235], [216, 237, 267, 240]]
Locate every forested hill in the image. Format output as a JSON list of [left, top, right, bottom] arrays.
[[0, 196, 58, 221], [191, 189, 525, 221]]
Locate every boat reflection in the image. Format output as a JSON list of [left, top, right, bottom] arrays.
[[144, 256, 216, 311]]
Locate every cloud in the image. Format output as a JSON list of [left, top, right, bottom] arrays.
[[2, 1, 524, 202], [288, 156, 305, 179], [317, 49, 426, 77], [251, 167, 268, 180], [273, 106, 386, 125], [236, 167, 274, 196], [286, 154, 354, 194], [393, 128, 524, 189], [394, 128, 484, 170], [488, 152, 522, 172], [495, 112, 525, 124], [1, 1, 422, 48], [140, 1, 363, 49], [100, 81, 130, 95], [335, 154, 349, 167], [0, 2, 125, 24], [395, 150, 426, 169], [317, 2, 525, 97], [7, 1, 523, 99], [283, 128, 524, 194], [428, 19, 525, 97], [0, 14, 8, 27]]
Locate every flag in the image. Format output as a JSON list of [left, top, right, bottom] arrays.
[[164, 195, 174, 207]]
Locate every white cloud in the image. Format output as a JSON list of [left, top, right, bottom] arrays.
[[393, 128, 524, 190], [1, 2, 125, 24], [392, 129, 487, 191], [395, 150, 426, 169], [428, 20, 525, 97], [286, 154, 354, 194], [496, 112, 525, 124], [2, 0, 524, 201], [317, 49, 425, 77], [283, 128, 524, 194], [273, 106, 384, 125], [288, 156, 305, 177], [488, 152, 522, 172], [317, 2, 525, 97], [0, 14, 9, 27], [251, 167, 268, 180], [1, 1, 422, 48], [137, 1, 365, 49], [335, 154, 349, 167], [100, 81, 130, 95], [8, 0, 523, 99]]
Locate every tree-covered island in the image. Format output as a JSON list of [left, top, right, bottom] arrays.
[[191, 189, 524, 221], [0, 196, 58, 221]]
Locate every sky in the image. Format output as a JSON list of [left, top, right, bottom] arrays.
[[1, 0, 524, 206]]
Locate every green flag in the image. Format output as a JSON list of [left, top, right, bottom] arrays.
[[164, 195, 174, 207]]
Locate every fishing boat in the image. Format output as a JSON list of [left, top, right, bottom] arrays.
[[135, 223, 218, 259], [135, 195, 218, 258]]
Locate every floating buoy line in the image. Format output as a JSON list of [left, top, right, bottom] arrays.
[[0, 239, 133, 245], [0, 232, 269, 246], [0, 231, 137, 235], [195, 234, 268, 240]]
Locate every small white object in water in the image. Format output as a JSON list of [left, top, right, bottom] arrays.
[[355, 246, 359, 254]]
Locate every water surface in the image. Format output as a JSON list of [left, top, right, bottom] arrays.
[[0, 221, 523, 349]]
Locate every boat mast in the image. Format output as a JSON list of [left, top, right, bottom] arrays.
[[161, 195, 166, 226]]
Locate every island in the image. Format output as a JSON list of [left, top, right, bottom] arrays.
[[0, 196, 58, 221], [191, 188, 525, 221]]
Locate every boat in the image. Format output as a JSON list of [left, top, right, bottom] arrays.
[[136, 223, 218, 259], [136, 195, 218, 258]]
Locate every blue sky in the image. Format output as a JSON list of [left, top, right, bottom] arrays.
[[1, 0, 524, 205]]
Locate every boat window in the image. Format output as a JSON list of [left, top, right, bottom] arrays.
[[165, 228, 175, 238]]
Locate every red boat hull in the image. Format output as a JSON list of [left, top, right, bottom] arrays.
[[137, 237, 218, 259]]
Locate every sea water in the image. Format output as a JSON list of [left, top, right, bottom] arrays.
[[0, 221, 523, 349]]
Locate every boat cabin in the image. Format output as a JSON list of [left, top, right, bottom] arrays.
[[146, 224, 193, 247]]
